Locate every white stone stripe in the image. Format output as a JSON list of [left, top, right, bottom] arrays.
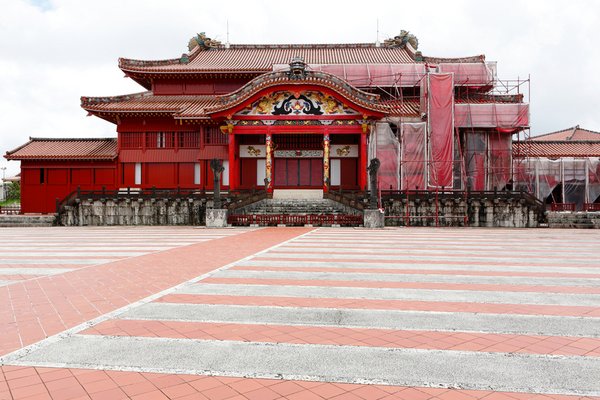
[[0, 259, 111, 265], [237, 260, 600, 275], [213, 269, 600, 287], [12, 335, 600, 396], [0, 252, 146, 257], [0, 268, 74, 275], [282, 242, 600, 251], [272, 246, 600, 258], [0, 247, 172, 251], [119, 303, 600, 338], [177, 283, 600, 307], [0, 280, 15, 287], [257, 252, 593, 265]]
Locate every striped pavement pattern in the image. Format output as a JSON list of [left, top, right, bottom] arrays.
[[3, 227, 600, 399], [0, 227, 251, 286]]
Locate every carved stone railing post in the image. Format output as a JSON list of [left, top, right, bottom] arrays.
[[367, 158, 381, 209], [364, 158, 384, 228], [210, 158, 224, 209], [206, 158, 228, 228]]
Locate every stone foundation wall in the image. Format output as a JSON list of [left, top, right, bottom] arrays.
[[547, 212, 600, 229], [59, 196, 546, 228], [59, 198, 208, 226], [383, 198, 542, 228]]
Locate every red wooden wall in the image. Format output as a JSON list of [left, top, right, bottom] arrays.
[[20, 161, 117, 214]]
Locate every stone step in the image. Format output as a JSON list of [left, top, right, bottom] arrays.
[[0, 215, 55, 227], [238, 198, 358, 216]]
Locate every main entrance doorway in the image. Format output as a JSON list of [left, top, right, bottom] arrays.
[[274, 158, 322, 187]]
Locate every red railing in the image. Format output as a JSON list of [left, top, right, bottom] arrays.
[[584, 203, 600, 212], [0, 206, 21, 215], [551, 203, 576, 212], [228, 214, 363, 226]]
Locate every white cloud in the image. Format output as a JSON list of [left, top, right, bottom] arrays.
[[1, 0, 599, 176]]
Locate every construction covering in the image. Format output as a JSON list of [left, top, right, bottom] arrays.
[[589, 158, 600, 203], [438, 63, 496, 87], [466, 132, 487, 190], [401, 122, 427, 190], [374, 122, 400, 190], [488, 132, 512, 190], [455, 103, 529, 131], [273, 64, 427, 87], [514, 158, 600, 207], [427, 73, 454, 188]]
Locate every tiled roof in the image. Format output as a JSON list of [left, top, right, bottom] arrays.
[[380, 99, 420, 116], [81, 92, 219, 115], [119, 44, 418, 74], [530, 125, 600, 141], [513, 141, 600, 158], [5, 138, 117, 161], [82, 77, 422, 121], [455, 93, 524, 104]]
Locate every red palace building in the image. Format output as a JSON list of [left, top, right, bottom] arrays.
[[6, 31, 529, 215]]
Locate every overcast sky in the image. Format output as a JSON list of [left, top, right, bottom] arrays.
[[1, 0, 599, 176]]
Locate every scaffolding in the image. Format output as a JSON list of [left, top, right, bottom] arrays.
[[274, 61, 534, 223]]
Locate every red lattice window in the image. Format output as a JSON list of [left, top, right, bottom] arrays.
[[146, 132, 175, 148], [205, 126, 228, 145], [178, 131, 200, 148], [120, 132, 144, 149]]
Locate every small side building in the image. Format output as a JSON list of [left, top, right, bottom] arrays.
[[4, 138, 118, 213], [513, 126, 600, 210]]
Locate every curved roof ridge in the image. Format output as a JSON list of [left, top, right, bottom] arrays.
[[27, 137, 117, 142], [204, 69, 384, 115], [81, 91, 152, 106], [423, 54, 486, 64], [531, 125, 579, 139]]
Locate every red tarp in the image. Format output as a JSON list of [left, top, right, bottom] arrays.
[[428, 73, 454, 188], [438, 63, 495, 87], [488, 132, 512, 190], [273, 64, 427, 87], [455, 103, 529, 130], [401, 123, 426, 190]]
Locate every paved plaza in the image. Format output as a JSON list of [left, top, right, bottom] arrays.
[[0, 227, 599, 400]]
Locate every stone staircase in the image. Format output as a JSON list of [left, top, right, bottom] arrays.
[[0, 214, 56, 227], [547, 211, 600, 229], [233, 198, 361, 216], [229, 198, 363, 226]]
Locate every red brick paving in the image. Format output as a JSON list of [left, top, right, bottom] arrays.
[[2, 228, 600, 400], [0, 228, 312, 357], [81, 319, 600, 357], [1, 365, 598, 400]]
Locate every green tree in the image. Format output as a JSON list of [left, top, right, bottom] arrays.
[[6, 181, 20, 201]]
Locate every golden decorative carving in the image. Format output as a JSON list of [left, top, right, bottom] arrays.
[[246, 146, 261, 156], [336, 145, 351, 157]]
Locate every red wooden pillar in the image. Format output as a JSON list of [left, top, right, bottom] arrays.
[[323, 131, 330, 193], [228, 133, 237, 190], [359, 131, 368, 190], [265, 132, 273, 193]]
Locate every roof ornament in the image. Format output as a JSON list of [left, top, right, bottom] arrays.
[[383, 30, 419, 50], [187, 32, 222, 52], [287, 57, 307, 80]]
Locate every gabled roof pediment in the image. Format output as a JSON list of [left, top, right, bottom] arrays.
[[204, 68, 387, 118]]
